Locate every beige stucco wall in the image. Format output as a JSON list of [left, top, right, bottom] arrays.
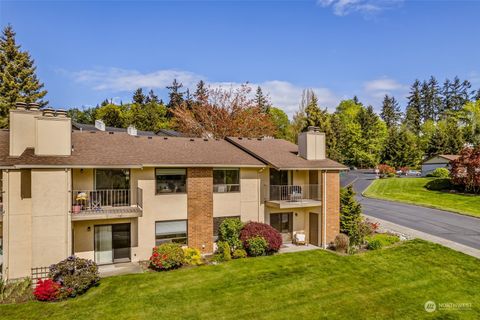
[[9, 110, 42, 156], [35, 117, 71, 156], [31, 169, 71, 268], [2, 170, 33, 279], [72, 168, 94, 191]]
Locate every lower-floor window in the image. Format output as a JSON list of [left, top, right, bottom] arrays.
[[155, 220, 187, 246], [270, 212, 293, 233]]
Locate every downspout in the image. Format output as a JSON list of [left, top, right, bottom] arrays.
[[323, 170, 327, 249]]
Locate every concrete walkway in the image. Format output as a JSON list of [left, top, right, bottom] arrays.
[[98, 262, 143, 278], [365, 214, 480, 259], [279, 243, 320, 254]]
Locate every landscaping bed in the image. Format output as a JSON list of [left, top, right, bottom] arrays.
[[0, 240, 478, 319], [363, 177, 480, 218]]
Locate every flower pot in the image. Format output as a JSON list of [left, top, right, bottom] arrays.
[[72, 205, 81, 214]]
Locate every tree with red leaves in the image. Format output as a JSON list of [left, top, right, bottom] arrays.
[[171, 83, 276, 139], [451, 146, 480, 194]]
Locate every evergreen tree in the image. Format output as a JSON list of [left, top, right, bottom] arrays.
[[340, 186, 363, 245], [132, 88, 146, 105], [405, 79, 422, 133], [193, 80, 208, 104], [145, 89, 159, 104], [255, 86, 270, 113], [166, 78, 184, 109], [461, 100, 480, 146], [380, 95, 401, 127], [356, 105, 387, 167], [352, 95, 362, 106], [0, 25, 47, 126], [382, 126, 422, 168], [420, 77, 442, 122]]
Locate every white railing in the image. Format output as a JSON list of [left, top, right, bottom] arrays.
[[72, 188, 141, 213], [267, 185, 321, 202]]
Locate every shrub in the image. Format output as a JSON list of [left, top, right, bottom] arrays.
[[149, 243, 185, 271], [245, 236, 268, 257], [33, 279, 60, 302], [218, 218, 244, 251], [183, 247, 203, 266], [240, 222, 282, 254], [378, 164, 395, 176], [48, 256, 99, 298], [429, 167, 450, 178], [366, 234, 400, 250], [0, 278, 33, 304], [232, 248, 247, 259], [334, 234, 349, 253], [215, 241, 231, 261], [425, 178, 452, 191], [451, 146, 480, 193]]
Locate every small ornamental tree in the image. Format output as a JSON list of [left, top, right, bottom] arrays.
[[340, 186, 363, 246], [451, 146, 480, 193], [377, 164, 395, 175], [240, 222, 282, 254]]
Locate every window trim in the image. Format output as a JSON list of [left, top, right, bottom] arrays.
[[213, 168, 241, 193], [154, 219, 188, 246], [154, 168, 187, 195]]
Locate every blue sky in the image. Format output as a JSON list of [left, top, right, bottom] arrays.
[[1, 0, 480, 117]]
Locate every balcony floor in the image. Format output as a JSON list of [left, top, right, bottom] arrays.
[[71, 206, 142, 221], [265, 199, 322, 209]]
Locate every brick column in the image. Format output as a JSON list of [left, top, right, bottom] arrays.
[[187, 168, 213, 253], [322, 171, 340, 245]]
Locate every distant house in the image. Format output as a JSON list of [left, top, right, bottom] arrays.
[[421, 154, 459, 176], [72, 120, 184, 137]]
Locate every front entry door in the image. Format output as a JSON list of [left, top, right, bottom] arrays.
[[94, 223, 131, 264], [309, 212, 319, 246]]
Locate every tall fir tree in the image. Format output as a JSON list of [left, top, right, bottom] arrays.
[[166, 78, 184, 109], [380, 95, 401, 127], [132, 88, 146, 105], [420, 76, 442, 122], [255, 86, 270, 113], [145, 89, 159, 104], [0, 25, 47, 127], [193, 80, 208, 105], [405, 79, 422, 134]]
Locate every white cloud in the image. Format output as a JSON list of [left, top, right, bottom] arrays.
[[363, 77, 408, 110], [68, 67, 338, 118], [317, 0, 402, 17]]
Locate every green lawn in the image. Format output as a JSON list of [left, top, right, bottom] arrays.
[[364, 177, 480, 218], [1, 240, 479, 319]]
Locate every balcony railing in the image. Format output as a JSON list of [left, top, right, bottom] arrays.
[[267, 185, 321, 203], [72, 188, 142, 214]]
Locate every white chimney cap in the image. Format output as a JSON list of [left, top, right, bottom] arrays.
[[95, 120, 106, 131]]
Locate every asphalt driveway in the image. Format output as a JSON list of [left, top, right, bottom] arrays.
[[341, 170, 480, 250]]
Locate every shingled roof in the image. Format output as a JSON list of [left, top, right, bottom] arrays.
[[225, 137, 347, 170], [0, 131, 264, 168]]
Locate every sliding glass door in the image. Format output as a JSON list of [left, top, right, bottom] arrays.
[[94, 225, 113, 264]]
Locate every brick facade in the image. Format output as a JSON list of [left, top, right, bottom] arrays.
[[187, 168, 214, 253], [322, 171, 340, 245]]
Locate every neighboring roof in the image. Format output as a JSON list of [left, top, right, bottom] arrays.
[[225, 137, 348, 170], [423, 154, 459, 164], [0, 131, 264, 168], [72, 122, 184, 137]]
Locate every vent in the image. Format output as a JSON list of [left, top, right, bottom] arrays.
[[127, 125, 137, 136], [95, 120, 106, 131]]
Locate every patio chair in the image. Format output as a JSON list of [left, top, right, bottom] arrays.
[[90, 191, 102, 211], [289, 186, 303, 202], [293, 231, 306, 245]]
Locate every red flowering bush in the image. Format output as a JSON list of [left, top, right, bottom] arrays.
[[149, 243, 185, 271], [33, 279, 60, 302], [377, 164, 395, 175], [451, 146, 480, 194], [240, 222, 282, 254]]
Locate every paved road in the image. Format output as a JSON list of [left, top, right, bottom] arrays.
[[341, 170, 480, 250]]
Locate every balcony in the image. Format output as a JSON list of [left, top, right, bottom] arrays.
[[266, 185, 322, 209], [71, 188, 143, 221]]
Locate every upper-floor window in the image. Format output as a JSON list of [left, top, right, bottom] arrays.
[[95, 169, 130, 190], [156, 168, 187, 194], [213, 168, 240, 193]]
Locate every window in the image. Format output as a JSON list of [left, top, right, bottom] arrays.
[[155, 168, 186, 194], [155, 220, 187, 245], [95, 169, 130, 190], [270, 213, 293, 234], [213, 168, 240, 193], [20, 169, 31, 199]]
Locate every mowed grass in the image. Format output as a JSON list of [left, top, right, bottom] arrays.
[[364, 177, 480, 218], [1, 240, 479, 319]]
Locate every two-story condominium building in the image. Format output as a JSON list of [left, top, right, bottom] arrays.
[[0, 103, 346, 280]]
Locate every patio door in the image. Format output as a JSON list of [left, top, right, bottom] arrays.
[[269, 170, 291, 200], [270, 212, 293, 242], [94, 223, 131, 264]]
